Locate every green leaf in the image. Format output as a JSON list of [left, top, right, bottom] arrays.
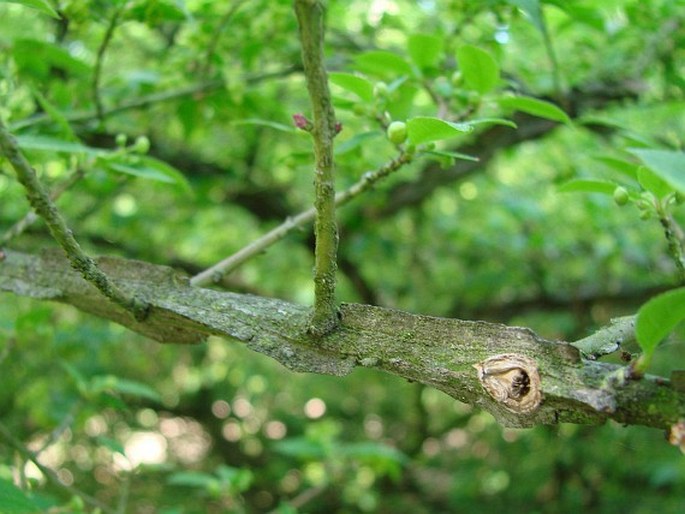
[[407, 117, 473, 145], [104, 156, 192, 193], [456, 45, 500, 94], [408, 34, 444, 70], [16, 135, 104, 156], [31, 89, 77, 141], [636, 288, 685, 361], [629, 149, 685, 195], [232, 119, 296, 133], [406, 117, 513, 146], [0, 0, 59, 18], [498, 96, 572, 125], [0, 479, 42, 514], [558, 179, 617, 195], [110, 377, 162, 402], [96, 436, 126, 456], [593, 155, 639, 180], [638, 166, 672, 199], [507, 0, 544, 32], [13, 39, 90, 80], [423, 150, 479, 163], [273, 437, 327, 460], [167, 471, 216, 488], [329, 72, 374, 102], [353, 51, 413, 78]]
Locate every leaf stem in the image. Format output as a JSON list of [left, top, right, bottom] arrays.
[[92, 4, 124, 123], [294, 0, 339, 336], [0, 119, 149, 321]]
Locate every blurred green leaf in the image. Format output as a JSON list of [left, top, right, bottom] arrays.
[[423, 150, 479, 163], [408, 34, 444, 71], [456, 45, 500, 94], [558, 179, 617, 195], [273, 437, 327, 460], [329, 72, 374, 102], [16, 135, 103, 156], [13, 39, 90, 79], [638, 166, 672, 199], [0, 0, 59, 18], [593, 155, 639, 180], [91, 375, 161, 402], [335, 131, 381, 155], [636, 288, 685, 362], [96, 436, 126, 456], [232, 119, 296, 133], [167, 471, 216, 488], [499, 96, 572, 125], [353, 50, 413, 78], [104, 156, 192, 193], [630, 149, 685, 195], [507, 0, 544, 32], [0, 479, 42, 513]]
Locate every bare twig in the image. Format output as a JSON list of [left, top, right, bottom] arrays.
[[190, 151, 413, 287], [0, 421, 115, 514], [0, 119, 149, 321], [92, 5, 125, 123], [571, 316, 636, 359], [200, 0, 247, 77], [294, 0, 339, 336]]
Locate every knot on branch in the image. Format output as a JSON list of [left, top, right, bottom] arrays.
[[474, 353, 542, 414]]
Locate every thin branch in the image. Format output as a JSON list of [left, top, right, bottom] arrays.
[[294, 0, 339, 336], [200, 0, 247, 77], [92, 5, 124, 123], [1, 168, 86, 245], [10, 66, 301, 131], [0, 119, 149, 321], [0, 421, 115, 514], [658, 209, 685, 284], [190, 151, 413, 287]]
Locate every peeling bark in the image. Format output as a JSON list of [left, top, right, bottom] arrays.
[[1, 249, 683, 429]]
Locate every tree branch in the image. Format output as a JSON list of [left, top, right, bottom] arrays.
[[294, 0, 339, 336], [1, 249, 683, 430], [0, 120, 149, 321], [190, 151, 412, 286], [92, 4, 124, 124]]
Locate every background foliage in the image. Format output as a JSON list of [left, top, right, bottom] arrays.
[[1, 0, 684, 512]]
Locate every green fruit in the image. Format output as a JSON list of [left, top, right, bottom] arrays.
[[115, 133, 127, 147], [450, 70, 462, 86], [133, 135, 150, 154], [613, 186, 629, 206], [386, 121, 408, 145], [373, 81, 389, 98]]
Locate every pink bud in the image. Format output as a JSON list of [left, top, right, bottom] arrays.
[[292, 113, 312, 130]]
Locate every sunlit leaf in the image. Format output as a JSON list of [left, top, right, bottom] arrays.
[[407, 117, 473, 145], [408, 33, 444, 70], [558, 179, 617, 195], [593, 155, 639, 180], [456, 45, 500, 94], [354, 50, 413, 78], [0, 0, 59, 18], [638, 166, 672, 199], [630, 149, 685, 195], [636, 288, 685, 361], [16, 135, 102, 155], [499, 96, 572, 125], [329, 72, 374, 101]]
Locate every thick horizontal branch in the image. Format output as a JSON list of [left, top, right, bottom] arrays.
[[1, 250, 682, 430]]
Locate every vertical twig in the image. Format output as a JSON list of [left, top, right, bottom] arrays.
[[294, 0, 339, 336], [0, 119, 149, 321], [92, 5, 124, 123], [659, 211, 685, 284]]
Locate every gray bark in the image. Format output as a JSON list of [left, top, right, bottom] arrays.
[[1, 249, 683, 429]]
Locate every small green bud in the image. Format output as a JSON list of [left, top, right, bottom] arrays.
[[636, 199, 651, 211], [133, 135, 150, 154], [373, 81, 389, 98], [405, 144, 416, 155], [450, 70, 462, 86], [639, 209, 652, 220], [613, 186, 629, 206], [115, 133, 127, 148], [386, 121, 407, 145]]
